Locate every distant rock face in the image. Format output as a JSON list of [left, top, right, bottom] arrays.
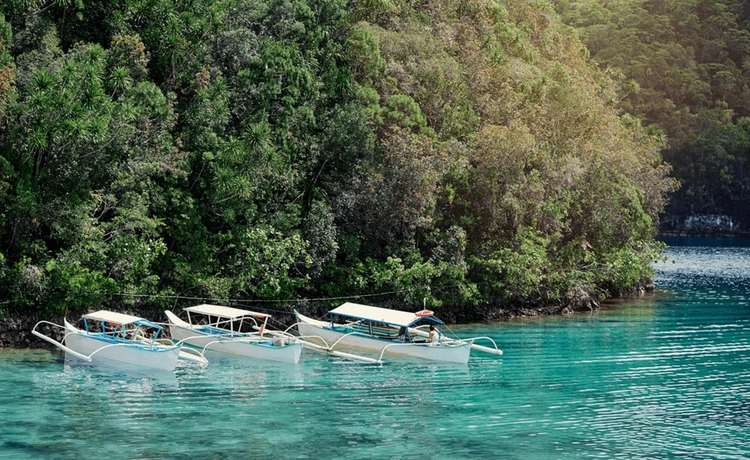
[[663, 215, 745, 236], [685, 215, 735, 232]]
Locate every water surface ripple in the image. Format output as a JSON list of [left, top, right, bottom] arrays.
[[1, 240, 749, 458]]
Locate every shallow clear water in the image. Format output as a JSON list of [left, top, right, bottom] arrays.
[[2, 239, 750, 459]]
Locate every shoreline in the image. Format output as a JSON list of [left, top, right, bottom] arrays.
[[0, 281, 655, 349]]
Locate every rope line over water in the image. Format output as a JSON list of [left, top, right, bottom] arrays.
[[2, 282, 468, 317], [110, 291, 402, 316]]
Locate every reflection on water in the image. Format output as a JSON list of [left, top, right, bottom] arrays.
[[63, 356, 180, 391], [1, 240, 750, 458], [658, 236, 750, 247], [655, 243, 750, 290]]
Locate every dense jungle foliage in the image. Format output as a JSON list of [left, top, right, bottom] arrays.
[[0, 0, 675, 318], [557, 0, 750, 232]]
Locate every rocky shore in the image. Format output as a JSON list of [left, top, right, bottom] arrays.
[[1, 315, 45, 348], [0, 304, 173, 349]]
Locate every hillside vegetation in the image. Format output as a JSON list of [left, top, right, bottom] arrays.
[[557, 0, 750, 232], [0, 0, 675, 318]]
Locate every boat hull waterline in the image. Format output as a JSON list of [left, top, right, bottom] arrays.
[[295, 312, 472, 364], [63, 320, 182, 371], [166, 311, 303, 364]]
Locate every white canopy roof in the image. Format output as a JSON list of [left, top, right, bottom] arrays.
[[184, 304, 270, 320], [329, 302, 441, 327], [82, 310, 145, 325]]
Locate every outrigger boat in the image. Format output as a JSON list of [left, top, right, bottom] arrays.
[[32, 310, 207, 371], [165, 304, 304, 364], [294, 302, 502, 364]]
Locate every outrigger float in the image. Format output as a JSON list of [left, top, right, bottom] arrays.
[[294, 302, 502, 364], [165, 304, 304, 364], [31, 310, 207, 371]]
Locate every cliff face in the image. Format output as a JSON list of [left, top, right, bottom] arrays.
[[661, 215, 748, 237]]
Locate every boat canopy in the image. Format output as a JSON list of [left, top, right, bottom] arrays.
[[184, 304, 270, 320], [329, 302, 443, 328], [83, 310, 146, 325]]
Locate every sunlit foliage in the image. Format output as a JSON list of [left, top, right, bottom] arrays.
[[0, 0, 674, 316], [557, 0, 750, 231]]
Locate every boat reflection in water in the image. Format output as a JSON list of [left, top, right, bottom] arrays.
[[62, 355, 180, 392]]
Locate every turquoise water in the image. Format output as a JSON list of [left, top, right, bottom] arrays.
[[2, 241, 750, 459]]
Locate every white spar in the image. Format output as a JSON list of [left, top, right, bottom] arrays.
[[270, 329, 380, 363], [408, 327, 503, 355]]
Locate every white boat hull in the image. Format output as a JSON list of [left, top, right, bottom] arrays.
[[296, 313, 471, 364], [64, 321, 181, 372], [167, 315, 303, 364]]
